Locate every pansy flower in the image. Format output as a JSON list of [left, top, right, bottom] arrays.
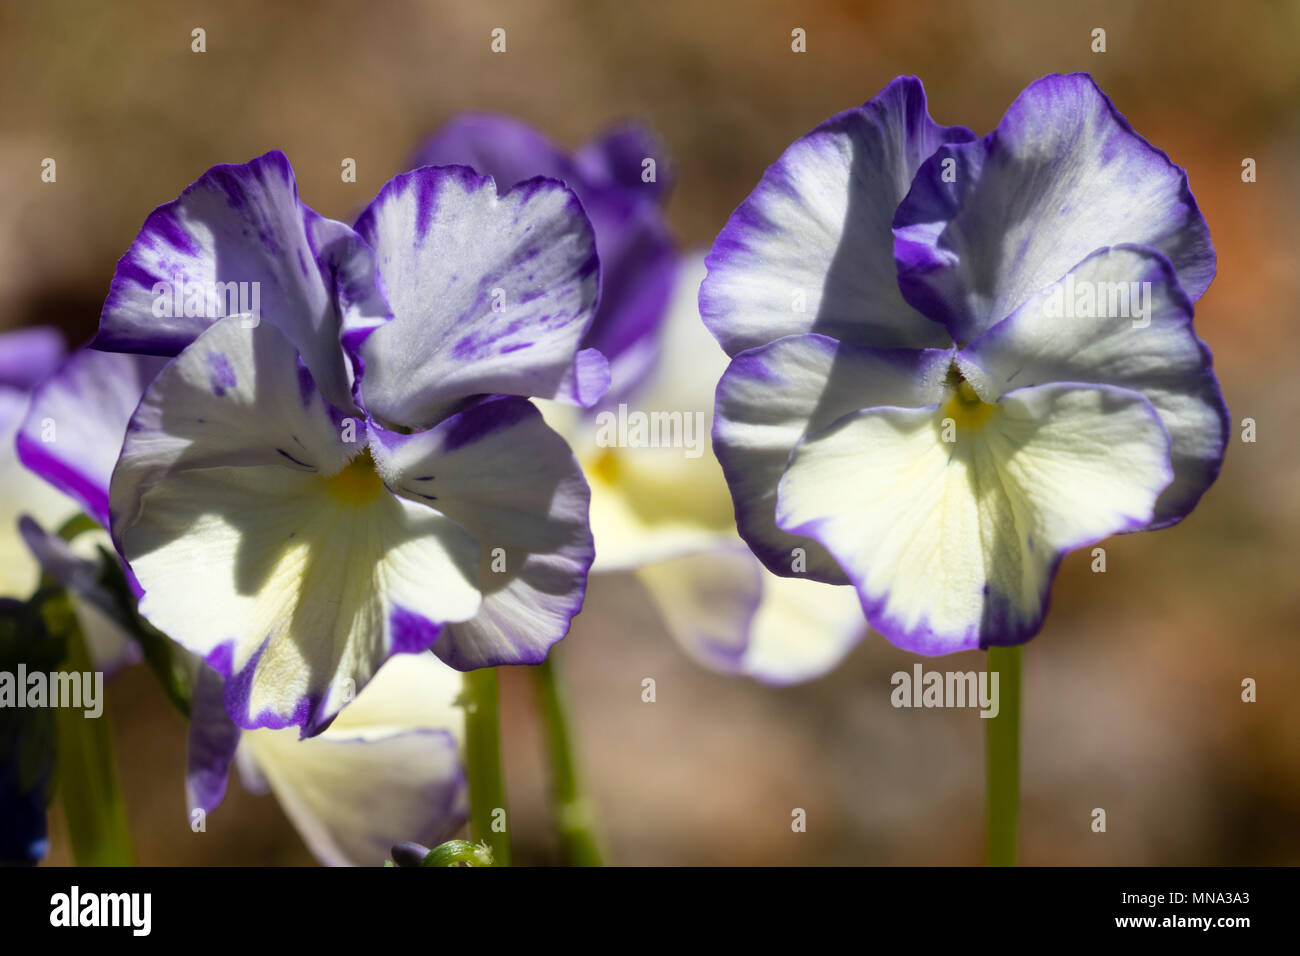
[[703, 75, 1226, 654], [80, 150, 602, 735], [418, 118, 865, 682]]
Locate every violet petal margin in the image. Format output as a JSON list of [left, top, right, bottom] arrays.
[[353, 165, 606, 430], [892, 73, 1216, 344], [412, 114, 676, 395], [371, 395, 595, 669], [17, 349, 166, 527], [700, 76, 973, 358]]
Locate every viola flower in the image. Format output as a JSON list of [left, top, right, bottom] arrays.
[[90, 150, 602, 735], [187, 650, 466, 867], [703, 74, 1226, 654], [417, 117, 864, 681]]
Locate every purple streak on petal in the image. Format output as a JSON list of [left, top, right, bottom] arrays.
[[186, 661, 242, 815]]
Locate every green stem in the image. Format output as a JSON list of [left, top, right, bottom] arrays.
[[53, 604, 134, 866], [462, 667, 510, 866], [985, 644, 1022, 866], [534, 655, 603, 866]]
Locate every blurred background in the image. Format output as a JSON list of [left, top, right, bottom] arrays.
[[1, 0, 1296, 864]]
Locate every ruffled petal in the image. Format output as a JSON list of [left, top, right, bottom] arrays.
[[94, 150, 388, 413], [372, 396, 594, 669], [700, 76, 973, 357], [712, 333, 951, 583], [776, 382, 1174, 653], [16, 349, 166, 526], [111, 315, 482, 734], [412, 115, 675, 397], [958, 245, 1227, 528], [354, 166, 604, 428], [893, 73, 1215, 343]]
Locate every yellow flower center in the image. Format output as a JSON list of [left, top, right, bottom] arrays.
[[324, 449, 385, 505], [941, 378, 997, 431]]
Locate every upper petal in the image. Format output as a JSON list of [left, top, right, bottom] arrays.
[[93, 150, 388, 413], [372, 395, 595, 669], [712, 333, 951, 583], [776, 382, 1174, 653], [893, 73, 1215, 343], [958, 244, 1228, 528], [413, 115, 676, 397], [354, 166, 604, 428], [700, 76, 973, 357]]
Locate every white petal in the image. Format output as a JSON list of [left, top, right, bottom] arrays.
[[776, 382, 1173, 653]]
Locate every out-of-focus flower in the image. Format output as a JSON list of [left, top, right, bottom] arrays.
[[75, 150, 602, 735], [417, 117, 865, 682], [187, 649, 466, 867], [703, 74, 1226, 654]]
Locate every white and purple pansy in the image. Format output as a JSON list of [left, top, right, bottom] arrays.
[[703, 74, 1227, 656], [413, 114, 676, 404], [84, 150, 602, 735]]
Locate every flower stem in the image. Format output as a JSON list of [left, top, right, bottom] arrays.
[[534, 654, 603, 866], [52, 602, 134, 866], [985, 644, 1021, 866], [462, 667, 510, 866]]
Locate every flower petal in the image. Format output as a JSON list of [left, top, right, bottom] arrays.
[[111, 315, 482, 734], [238, 652, 467, 866], [16, 349, 166, 526], [373, 396, 594, 668], [958, 244, 1227, 528], [700, 76, 973, 357], [413, 115, 676, 397], [637, 545, 866, 683], [636, 548, 763, 673], [93, 150, 388, 413], [713, 333, 951, 583], [0, 326, 64, 391], [776, 382, 1174, 653], [893, 73, 1215, 343], [354, 166, 603, 428]]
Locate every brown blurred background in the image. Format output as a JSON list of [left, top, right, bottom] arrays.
[[2, 0, 1296, 864]]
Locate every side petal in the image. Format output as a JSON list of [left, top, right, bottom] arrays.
[[959, 245, 1228, 528], [354, 166, 603, 428], [94, 150, 387, 413], [186, 659, 242, 815], [240, 652, 467, 866], [893, 73, 1216, 342], [700, 76, 973, 356], [713, 333, 951, 583], [776, 383, 1174, 654], [17, 349, 167, 526], [111, 316, 482, 734], [373, 396, 594, 669], [741, 567, 866, 685]]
